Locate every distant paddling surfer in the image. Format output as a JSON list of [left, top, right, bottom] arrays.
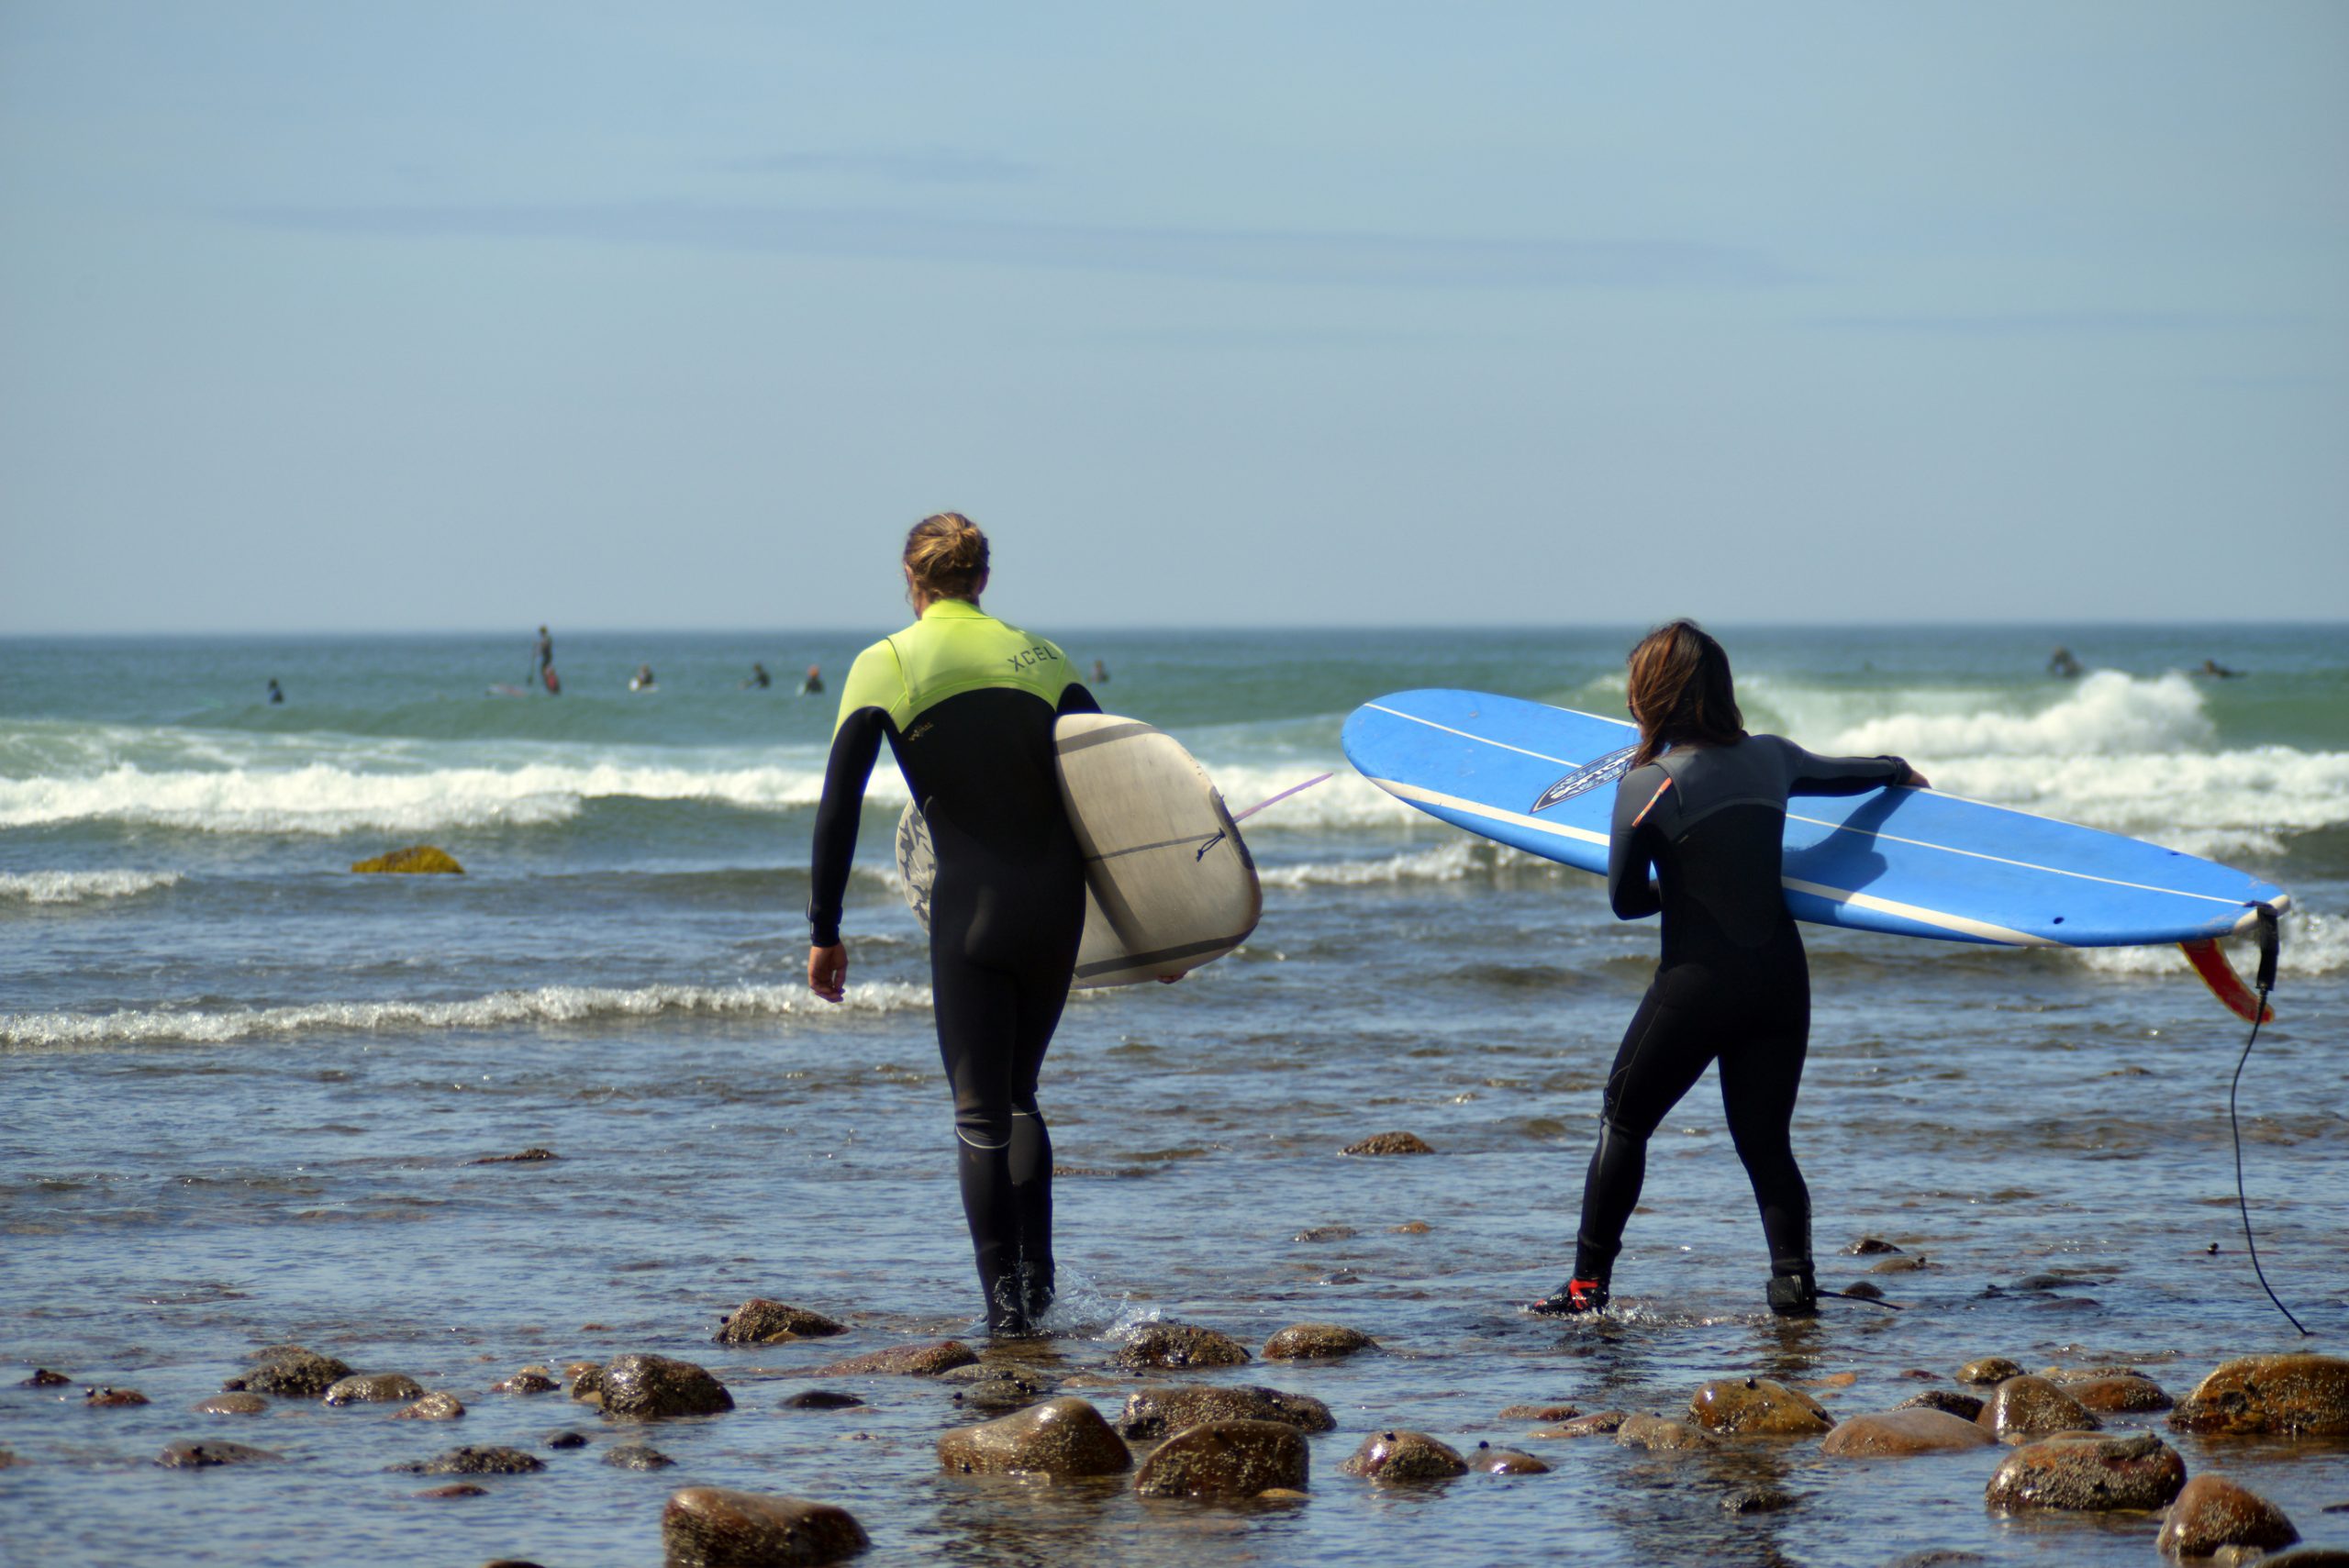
[[532, 626, 561, 695], [806, 514, 1100, 1335], [1534, 620, 1929, 1319]]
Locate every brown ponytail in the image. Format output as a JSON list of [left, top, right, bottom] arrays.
[[903, 512, 990, 604], [1626, 619, 1745, 768]]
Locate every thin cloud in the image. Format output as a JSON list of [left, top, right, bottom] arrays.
[[714, 149, 1036, 184], [228, 200, 1796, 290], [1814, 309, 2294, 336]]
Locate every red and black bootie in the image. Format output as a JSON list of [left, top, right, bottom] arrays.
[[1529, 1276, 1610, 1316]]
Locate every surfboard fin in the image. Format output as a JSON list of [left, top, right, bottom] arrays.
[[2179, 940, 2275, 1024]]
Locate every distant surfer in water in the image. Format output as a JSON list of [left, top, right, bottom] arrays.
[[800, 664, 824, 695], [2047, 645, 2082, 679], [806, 513, 1099, 1335], [1535, 620, 1928, 1319], [630, 663, 657, 692], [266, 678, 284, 705], [532, 626, 555, 691], [744, 662, 772, 689]]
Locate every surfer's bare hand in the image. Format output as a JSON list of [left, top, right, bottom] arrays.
[[808, 944, 847, 1003], [1901, 765, 1932, 789]]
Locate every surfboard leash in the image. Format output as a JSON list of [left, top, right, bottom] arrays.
[[2228, 903, 2310, 1336]]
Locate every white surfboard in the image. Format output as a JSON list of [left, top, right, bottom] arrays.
[[893, 714, 1262, 988]]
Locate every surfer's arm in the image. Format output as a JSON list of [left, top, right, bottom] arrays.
[[807, 707, 887, 948], [1780, 740, 1922, 795], [1607, 768, 1667, 919]]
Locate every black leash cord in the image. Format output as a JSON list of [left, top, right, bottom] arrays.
[[2229, 905, 2310, 1336]]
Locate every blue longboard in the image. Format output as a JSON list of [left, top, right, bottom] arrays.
[[1342, 692, 2288, 1004]]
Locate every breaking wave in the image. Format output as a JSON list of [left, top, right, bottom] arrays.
[[0, 869, 184, 905], [0, 981, 931, 1052]]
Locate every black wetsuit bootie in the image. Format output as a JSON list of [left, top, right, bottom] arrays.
[[1529, 1277, 1609, 1316], [1015, 1260, 1055, 1333], [1765, 1266, 1819, 1318]]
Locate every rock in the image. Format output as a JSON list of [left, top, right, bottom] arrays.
[[1112, 1323, 1251, 1372], [2159, 1474, 2300, 1559], [471, 1148, 558, 1163], [1722, 1486, 1800, 1514], [193, 1393, 268, 1416], [2066, 1374, 2173, 1414], [2170, 1354, 2349, 1437], [662, 1488, 868, 1567], [416, 1484, 487, 1498], [84, 1386, 149, 1407], [0, 1450, 19, 1468], [1841, 1280, 1887, 1300], [494, 1370, 561, 1395], [1340, 1131, 1431, 1155], [545, 1430, 590, 1450], [938, 1397, 1132, 1479], [1341, 1429, 1467, 1482], [951, 1370, 1055, 1416], [1134, 1419, 1310, 1499], [1845, 1237, 1903, 1254], [1262, 1324, 1377, 1361], [351, 845, 463, 874], [1887, 1555, 1987, 1568], [157, 1440, 284, 1468], [1898, 1390, 1985, 1422], [1390, 1220, 1433, 1235], [1615, 1414, 1720, 1451], [1467, 1442, 1550, 1474], [815, 1340, 976, 1378], [1957, 1357, 2024, 1385], [323, 1373, 425, 1406], [1976, 1376, 2100, 1440], [782, 1391, 864, 1412], [1115, 1385, 1335, 1439], [231, 1351, 351, 1397], [22, 1370, 71, 1387], [393, 1393, 466, 1421], [1985, 1431, 2187, 1512], [601, 1355, 734, 1420], [1538, 1410, 1626, 1437], [1687, 1377, 1832, 1437], [1293, 1225, 1358, 1242], [1820, 1409, 1997, 1457], [717, 1300, 848, 1345], [399, 1446, 548, 1476], [570, 1365, 606, 1405], [1868, 1255, 1929, 1273], [1499, 1403, 1581, 1422], [606, 1443, 676, 1471]]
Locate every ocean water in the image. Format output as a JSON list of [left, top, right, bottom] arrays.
[[3, 624, 2345, 1567]]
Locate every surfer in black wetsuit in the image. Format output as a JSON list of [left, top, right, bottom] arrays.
[[806, 513, 1098, 1335], [1535, 620, 1927, 1318]]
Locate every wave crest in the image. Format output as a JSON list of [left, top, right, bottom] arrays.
[[0, 980, 931, 1051], [0, 869, 184, 905], [1828, 670, 2215, 758]]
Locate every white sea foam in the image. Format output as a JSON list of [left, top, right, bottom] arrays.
[[0, 761, 910, 835], [2072, 906, 2348, 979], [0, 980, 931, 1051], [1260, 840, 1556, 888], [0, 869, 184, 905], [1826, 670, 2215, 758]]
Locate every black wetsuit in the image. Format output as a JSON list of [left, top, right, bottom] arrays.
[[1577, 735, 1911, 1293], [807, 599, 1097, 1331]]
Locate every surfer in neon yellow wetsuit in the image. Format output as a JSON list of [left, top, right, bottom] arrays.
[[807, 514, 1099, 1335], [1534, 621, 1927, 1319]]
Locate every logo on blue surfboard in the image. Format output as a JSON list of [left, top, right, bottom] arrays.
[[1530, 745, 1639, 815]]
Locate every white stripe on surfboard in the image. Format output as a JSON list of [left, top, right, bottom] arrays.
[[1370, 779, 1609, 847], [1374, 776, 2048, 945], [1365, 701, 2257, 915]]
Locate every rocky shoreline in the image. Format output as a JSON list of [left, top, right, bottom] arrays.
[[8, 1302, 2346, 1568]]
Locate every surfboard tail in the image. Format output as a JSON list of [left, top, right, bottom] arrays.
[[2179, 940, 2275, 1024]]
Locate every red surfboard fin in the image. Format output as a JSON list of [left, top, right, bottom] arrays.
[[2179, 940, 2274, 1024]]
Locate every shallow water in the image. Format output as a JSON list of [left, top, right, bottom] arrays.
[[4, 626, 2346, 1565]]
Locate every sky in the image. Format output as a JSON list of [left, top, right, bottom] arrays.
[[1, 2, 2343, 634]]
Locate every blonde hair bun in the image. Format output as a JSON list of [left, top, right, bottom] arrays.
[[904, 512, 990, 601]]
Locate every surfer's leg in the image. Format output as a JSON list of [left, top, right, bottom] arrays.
[[931, 950, 1028, 1334], [1573, 987, 1715, 1284], [1719, 1022, 1814, 1307], [1003, 885, 1084, 1325]]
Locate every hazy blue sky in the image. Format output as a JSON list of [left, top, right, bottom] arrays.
[[3, 3, 2343, 633]]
